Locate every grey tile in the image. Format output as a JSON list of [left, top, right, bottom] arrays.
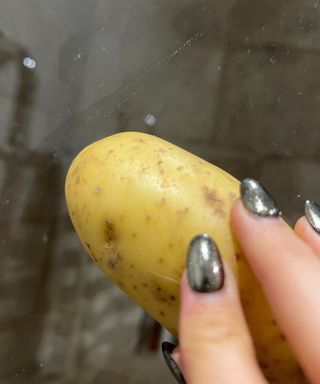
[[215, 47, 320, 158], [258, 157, 320, 223], [230, 0, 320, 49]]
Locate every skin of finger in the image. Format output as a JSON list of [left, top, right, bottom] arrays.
[[295, 216, 320, 256], [231, 199, 320, 382], [179, 269, 267, 384]]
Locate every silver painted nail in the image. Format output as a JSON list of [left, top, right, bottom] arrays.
[[305, 200, 320, 233], [240, 178, 280, 217], [162, 342, 186, 384], [187, 234, 224, 293]]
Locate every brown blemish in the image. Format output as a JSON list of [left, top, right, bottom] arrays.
[[142, 283, 148, 288], [168, 242, 173, 248], [104, 219, 121, 270], [157, 159, 163, 165], [118, 281, 124, 289], [108, 149, 114, 155], [152, 285, 168, 303], [134, 138, 145, 143], [203, 186, 222, 205], [169, 295, 176, 301], [203, 186, 225, 217], [133, 285, 137, 290], [272, 319, 277, 326], [159, 311, 165, 317], [160, 198, 166, 206], [95, 186, 103, 193], [176, 166, 183, 171], [229, 192, 237, 201], [86, 243, 91, 250], [75, 176, 80, 184], [176, 207, 189, 217], [140, 166, 149, 174], [131, 233, 137, 238], [145, 214, 152, 222], [130, 264, 134, 269], [235, 253, 240, 261], [158, 257, 164, 264]]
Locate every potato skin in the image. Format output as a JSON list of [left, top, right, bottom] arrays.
[[65, 132, 305, 383]]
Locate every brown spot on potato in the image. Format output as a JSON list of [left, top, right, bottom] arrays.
[[142, 283, 148, 288], [157, 159, 163, 165], [107, 257, 119, 270], [159, 311, 165, 317], [169, 295, 176, 301], [229, 192, 237, 201], [235, 253, 240, 261], [75, 176, 80, 184], [86, 243, 91, 250], [203, 186, 225, 217], [176, 166, 183, 170], [95, 186, 103, 193], [145, 214, 152, 222], [130, 264, 134, 269], [158, 257, 164, 264], [140, 166, 149, 175], [133, 285, 137, 290], [131, 233, 137, 238], [104, 220, 121, 270], [176, 207, 189, 217]]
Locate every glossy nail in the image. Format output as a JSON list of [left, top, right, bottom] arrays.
[[305, 200, 320, 233], [162, 342, 186, 384], [187, 234, 224, 293], [240, 178, 280, 217]]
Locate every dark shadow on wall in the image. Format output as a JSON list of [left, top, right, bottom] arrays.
[[0, 31, 63, 382]]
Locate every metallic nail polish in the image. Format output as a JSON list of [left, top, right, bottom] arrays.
[[162, 342, 186, 384], [187, 234, 224, 293], [305, 200, 320, 233], [240, 178, 280, 217]]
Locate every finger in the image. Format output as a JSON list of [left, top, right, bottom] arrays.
[[178, 234, 266, 384], [295, 200, 320, 256], [231, 179, 320, 382]]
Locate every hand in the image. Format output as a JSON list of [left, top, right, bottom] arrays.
[[162, 178, 320, 383]]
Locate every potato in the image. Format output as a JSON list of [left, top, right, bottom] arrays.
[[65, 132, 305, 383]]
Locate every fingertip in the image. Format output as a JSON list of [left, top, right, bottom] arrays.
[[294, 216, 307, 235], [294, 216, 320, 256]]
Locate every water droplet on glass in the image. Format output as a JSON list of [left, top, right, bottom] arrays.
[[23, 57, 36, 69], [144, 114, 156, 127]]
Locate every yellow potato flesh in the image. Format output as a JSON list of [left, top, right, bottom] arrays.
[[65, 132, 305, 383]]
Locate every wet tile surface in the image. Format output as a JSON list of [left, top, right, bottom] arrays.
[[1, 1, 320, 383]]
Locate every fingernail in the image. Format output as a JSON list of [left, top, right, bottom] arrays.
[[305, 200, 320, 233], [161, 342, 186, 384], [187, 234, 224, 293], [240, 178, 280, 217]]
